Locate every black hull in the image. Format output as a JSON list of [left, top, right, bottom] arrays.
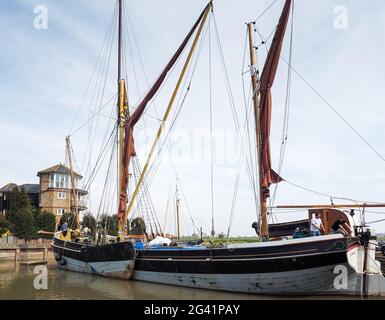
[[134, 236, 354, 274], [132, 236, 364, 294], [52, 238, 136, 279]]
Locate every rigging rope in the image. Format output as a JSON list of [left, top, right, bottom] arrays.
[[125, 5, 212, 221], [271, 0, 294, 208], [138, 17, 211, 235], [124, 2, 161, 120], [253, 25, 385, 166], [68, 3, 118, 135], [278, 179, 385, 205], [253, 0, 280, 24], [144, 17, 210, 186], [285, 58, 385, 164], [69, 94, 117, 136], [213, 15, 263, 236]]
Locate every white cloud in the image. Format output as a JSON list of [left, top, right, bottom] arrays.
[[1, 0, 385, 236]]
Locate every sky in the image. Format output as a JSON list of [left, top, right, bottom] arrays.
[[1, 0, 385, 236]]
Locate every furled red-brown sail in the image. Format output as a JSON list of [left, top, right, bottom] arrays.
[[118, 4, 211, 225], [259, 0, 291, 200]]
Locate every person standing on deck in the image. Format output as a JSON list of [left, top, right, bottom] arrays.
[[310, 213, 324, 236]]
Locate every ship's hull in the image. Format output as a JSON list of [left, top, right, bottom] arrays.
[[133, 263, 358, 295], [52, 238, 135, 280], [132, 235, 385, 295]]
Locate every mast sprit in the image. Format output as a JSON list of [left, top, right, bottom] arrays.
[[123, 3, 212, 221]]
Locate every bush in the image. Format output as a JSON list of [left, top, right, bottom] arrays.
[[35, 211, 56, 237], [7, 188, 35, 239]]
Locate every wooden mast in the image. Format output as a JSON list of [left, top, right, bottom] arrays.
[[117, 0, 129, 238], [247, 23, 268, 240], [66, 136, 79, 227]]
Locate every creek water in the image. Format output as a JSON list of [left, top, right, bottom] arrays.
[[0, 259, 378, 300]]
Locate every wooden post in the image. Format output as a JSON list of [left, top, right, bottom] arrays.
[[43, 248, 48, 262], [15, 248, 20, 262]]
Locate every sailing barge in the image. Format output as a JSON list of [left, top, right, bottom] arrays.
[[51, 138, 135, 279], [52, 0, 385, 296], [52, 237, 135, 279]]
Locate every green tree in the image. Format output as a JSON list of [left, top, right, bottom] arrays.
[[0, 215, 10, 236], [129, 217, 146, 235], [35, 211, 56, 237], [82, 213, 97, 234], [99, 214, 119, 236], [7, 188, 35, 239], [59, 212, 78, 230]]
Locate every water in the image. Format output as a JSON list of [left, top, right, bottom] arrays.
[[0, 259, 380, 300]]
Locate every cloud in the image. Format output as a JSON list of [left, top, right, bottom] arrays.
[[1, 0, 385, 236]]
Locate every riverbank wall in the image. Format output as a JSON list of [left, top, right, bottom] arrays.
[[0, 236, 53, 261]]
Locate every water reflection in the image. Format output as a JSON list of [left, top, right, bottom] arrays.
[[0, 260, 377, 300]]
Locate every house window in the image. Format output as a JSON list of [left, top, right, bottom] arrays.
[[57, 208, 65, 216], [58, 192, 67, 200], [50, 174, 68, 189], [57, 175, 65, 188]]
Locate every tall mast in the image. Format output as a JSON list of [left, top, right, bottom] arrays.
[[66, 136, 79, 227], [247, 23, 268, 240], [246, 0, 292, 240], [176, 182, 181, 240], [118, 0, 123, 81], [117, 0, 128, 238]]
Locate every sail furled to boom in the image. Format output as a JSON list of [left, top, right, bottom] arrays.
[[259, 0, 291, 200], [118, 4, 211, 224]]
